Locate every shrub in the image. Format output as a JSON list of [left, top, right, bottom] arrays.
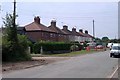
[[17, 34, 31, 60], [33, 41, 71, 54], [70, 41, 83, 50], [2, 34, 31, 62], [70, 45, 79, 51]]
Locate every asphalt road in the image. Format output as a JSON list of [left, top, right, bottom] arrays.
[[3, 50, 118, 78]]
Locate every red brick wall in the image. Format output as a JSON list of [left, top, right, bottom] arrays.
[[26, 31, 42, 41], [26, 31, 61, 42]]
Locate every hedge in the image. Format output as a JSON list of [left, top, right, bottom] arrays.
[[33, 41, 72, 54]]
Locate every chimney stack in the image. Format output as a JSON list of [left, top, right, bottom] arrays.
[[63, 25, 68, 30], [85, 30, 88, 34], [79, 29, 83, 33], [51, 19, 56, 27], [72, 27, 76, 32], [34, 16, 40, 24]]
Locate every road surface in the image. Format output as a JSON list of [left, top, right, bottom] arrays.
[[3, 50, 118, 78]]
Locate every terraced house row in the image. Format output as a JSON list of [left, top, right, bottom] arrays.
[[18, 16, 94, 43]]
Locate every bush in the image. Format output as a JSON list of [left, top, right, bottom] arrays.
[[17, 34, 31, 60], [2, 34, 31, 62], [70, 41, 83, 50], [33, 41, 71, 54], [70, 45, 79, 51]]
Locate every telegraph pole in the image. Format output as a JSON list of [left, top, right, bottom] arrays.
[[13, 0, 18, 42], [93, 20, 95, 38], [13, 0, 16, 27]]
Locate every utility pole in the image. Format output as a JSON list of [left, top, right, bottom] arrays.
[[13, 0, 16, 27], [93, 20, 95, 38], [12, 0, 18, 42]]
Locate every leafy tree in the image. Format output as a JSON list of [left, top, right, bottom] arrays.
[[2, 13, 18, 55], [3, 13, 18, 42], [95, 37, 102, 43], [2, 13, 31, 61], [95, 37, 102, 45], [102, 37, 110, 43]]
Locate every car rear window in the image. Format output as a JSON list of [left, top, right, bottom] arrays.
[[112, 46, 120, 50]]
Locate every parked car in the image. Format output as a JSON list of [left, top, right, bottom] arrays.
[[110, 44, 120, 58], [107, 43, 113, 48], [95, 45, 104, 49]]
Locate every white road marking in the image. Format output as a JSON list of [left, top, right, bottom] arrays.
[[107, 65, 118, 78]]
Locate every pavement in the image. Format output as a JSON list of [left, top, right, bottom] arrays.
[[2, 57, 70, 73]]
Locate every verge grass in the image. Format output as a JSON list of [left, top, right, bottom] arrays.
[[31, 49, 104, 57]]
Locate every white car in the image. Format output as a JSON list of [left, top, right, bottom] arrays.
[[107, 43, 113, 48], [110, 44, 120, 58]]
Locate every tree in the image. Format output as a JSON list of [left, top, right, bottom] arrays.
[[95, 37, 102, 42], [2, 13, 31, 61], [95, 37, 102, 45], [3, 13, 18, 54], [102, 37, 110, 43]]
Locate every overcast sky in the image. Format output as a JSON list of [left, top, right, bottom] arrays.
[[0, 0, 119, 39]]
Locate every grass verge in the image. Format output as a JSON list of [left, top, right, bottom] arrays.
[[31, 49, 105, 57]]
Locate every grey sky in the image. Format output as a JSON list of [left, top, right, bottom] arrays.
[[0, 1, 118, 39]]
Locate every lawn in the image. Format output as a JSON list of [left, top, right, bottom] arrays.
[[31, 49, 104, 57]]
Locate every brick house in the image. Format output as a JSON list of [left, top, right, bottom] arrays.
[[62, 25, 73, 42], [79, 29, 87, 42], [24, 16, 56, 42], [83, 30, 94, 42], [79, 29, 94, 42], [18, 16, 94, 43], [71, 27, 84, 42], [48, 20, 68, 42]]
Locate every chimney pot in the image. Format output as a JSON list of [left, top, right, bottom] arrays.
[[51, 20, 56, 27], [72, 27, 76, 32], [63, 25, 68, 30], [79, 29, 83, 33], [85, 30, 88, 34], [34, 16, 40, 24]]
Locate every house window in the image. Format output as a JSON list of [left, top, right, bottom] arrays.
[[59, 34, 61, 37], [42, 33, 44, 37], [54, 34, 56, 37], [50, 33, 53, 37]]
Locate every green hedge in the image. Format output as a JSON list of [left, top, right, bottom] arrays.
[[33, 42, 72, 54]]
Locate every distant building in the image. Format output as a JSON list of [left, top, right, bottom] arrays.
[[48, 20, 68, 42], [1, 16, 94, 43], [62, 25, 73, 42], [84, 30, 94, 42], [78, 29, 87, 42], [71, 27, 84, 42]]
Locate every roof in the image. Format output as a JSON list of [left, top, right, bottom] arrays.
[[71, 31, 84, 36], [17, 27, 25, 31], [79, 32, 87, 37], [84, 33, 94, 38], [48, 26, 68, 35], [25, 22, 55, 33], [62, 29, 72, 35]]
